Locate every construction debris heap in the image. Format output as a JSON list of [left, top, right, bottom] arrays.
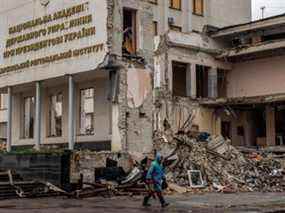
[[154, 123, 285, 193]]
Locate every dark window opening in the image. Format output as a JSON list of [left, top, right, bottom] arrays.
[[221, 121, 231, 140], [172, 61, 188, 97], [217, 69, 227, 98], [196, 65, 209, 98], [123, 8, 137, 55], [237, 126, 244, 136], [276, 105, 285, 145], [254, 108, 266, 139], [262, 32, 285, 42], [153, 21, 158, 36]]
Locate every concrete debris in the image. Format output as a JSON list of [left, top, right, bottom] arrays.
[[168, 183, 187, 194], [154, 128, 285, 193], [0, 170, 68, 199]]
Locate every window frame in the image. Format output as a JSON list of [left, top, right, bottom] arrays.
[[0, 94, 7, 110], [169, 0, 182, 11], [48, 92, 63, 138], [22, 96, 35, 139], [193, 0, 204, 16], [123, 8, 137, 55], [79, 87, 95, 136]]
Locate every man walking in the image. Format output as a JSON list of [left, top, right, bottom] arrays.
[[143, 153, 169, 208]]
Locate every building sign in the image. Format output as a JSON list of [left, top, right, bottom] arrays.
[[0, 0, 108, 87]]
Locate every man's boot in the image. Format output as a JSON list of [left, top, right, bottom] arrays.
[[157, 193, 169, 208], [142, 196, 151, 207]]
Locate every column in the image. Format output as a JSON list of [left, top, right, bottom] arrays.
[[190, 63, 197, 98], [208, 67, 218, 98], [158, 0, 169, 34], [6, 87, 12, 152], [35, 81, 42, 150], [182, 0, 192, 32], [68, 75, 75, 150], [266, 105, 276, 146]]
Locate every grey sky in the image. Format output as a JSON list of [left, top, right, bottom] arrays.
[[252, 0, 285, 20]]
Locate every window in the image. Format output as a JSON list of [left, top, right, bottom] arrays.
[[222, 122, 231, 140], [217, 69, 227, 98], [123, 9, 137, 55], [23, 97, 35, 139], [169, 25, 182, 32], [169, 0, 181, 10], [153, 21, 158, 36], [0, 94, 7, 110], [0, 122, 7, 144], [193, 0, 204, 16], [172, 61, 188, 97], [80, 88, 95, 135], [196, 65, 209, 98], [49, 93, 63, 137]]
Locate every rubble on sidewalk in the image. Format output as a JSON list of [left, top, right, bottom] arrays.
[[154, 120, 285, 193], [0, 170, 68, 199], [74, 165, 148, 198]]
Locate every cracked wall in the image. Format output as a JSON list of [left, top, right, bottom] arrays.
[[109, 0, 155, 153]]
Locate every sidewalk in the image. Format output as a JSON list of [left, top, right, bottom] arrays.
[[0, 193, 284, 213]]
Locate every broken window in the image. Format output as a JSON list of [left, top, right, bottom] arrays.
[[123, 8, 137, 55], [49, 93, 63, 137], [23, 97, 35, 139], [196, 65, 209, 98], [169, 0, 181, 10], [217, 69, 227, 98], [172, 61, 188, 97], [80, 88, 95, 135], [193, 0, 204, 16]]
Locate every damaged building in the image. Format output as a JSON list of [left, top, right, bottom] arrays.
[[206, 14, 285, 148], [1, 0, 285, 194], [154, 8, 285, 149], [0, 0, 252, 154], [0, 0, 156, 154]]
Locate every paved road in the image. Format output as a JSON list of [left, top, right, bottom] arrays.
[[0, 193, 284, 213]]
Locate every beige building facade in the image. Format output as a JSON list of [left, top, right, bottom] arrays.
[[0, 0, 252, 152], [208, 15, 285, 148]]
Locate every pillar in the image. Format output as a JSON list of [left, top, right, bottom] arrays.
[[35, 81, 42, 150], [158, 0, 169, 34], [6, 87, 12, 152], [266, 105, 276, 146], [68, 75, 75, 150], [182, 0, 192, 32], [190, 63, 197, 98], [208, 67, 218, 98]]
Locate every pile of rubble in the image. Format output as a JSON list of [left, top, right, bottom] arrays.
[[154, 128, 285, 193]]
